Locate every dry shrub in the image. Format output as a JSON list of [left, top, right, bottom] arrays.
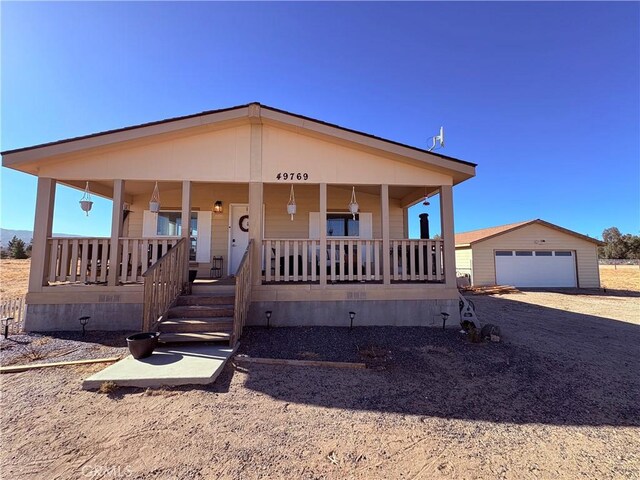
[[358, 345, 389, 359], [19, 342, 48, 361], [98, 381, 118, 394], [423, 345, 451, 355], [467, 327, 482, 344], [143, 388, 178, 397]]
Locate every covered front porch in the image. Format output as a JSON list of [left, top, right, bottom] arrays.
[[34, 180, 454, 290]]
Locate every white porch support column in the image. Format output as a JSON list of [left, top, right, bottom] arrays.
[[402, 207, 409, 238], [248, 182, 264, 286], [29, 177, 56, 292], [319, 183, 327, 286], [181, 180, 192, 282], [439, 184, 456, 287], [107, 179, 125, 286], [248, 106, 264, 287], [381, 184, 391, 285]]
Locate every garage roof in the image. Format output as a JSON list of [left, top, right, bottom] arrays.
[[455, 219, 605, 246]]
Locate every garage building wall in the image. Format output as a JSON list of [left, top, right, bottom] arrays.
[[455, 247, 473, 281], [470, 223, 600, 288]]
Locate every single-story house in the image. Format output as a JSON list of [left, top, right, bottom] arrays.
[[2, 102, 477, 342], [455, 219, 604, 288]]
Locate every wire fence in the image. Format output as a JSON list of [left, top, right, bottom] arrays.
[[599, 259, 640, 267], [0, 296, 26, 335]]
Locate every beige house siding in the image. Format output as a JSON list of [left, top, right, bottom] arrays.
[[470, 223, 600, 288], [127, 183, 404, 277], [455, 247, 473, 280]]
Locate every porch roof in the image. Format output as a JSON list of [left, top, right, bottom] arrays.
[[2, 103, 476, 185]]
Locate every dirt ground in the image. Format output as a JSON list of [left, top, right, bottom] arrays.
[[0, 263, 639, 479], [0, 259, 30, 298]]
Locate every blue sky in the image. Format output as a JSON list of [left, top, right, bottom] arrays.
[[1, 1, 638, 239]]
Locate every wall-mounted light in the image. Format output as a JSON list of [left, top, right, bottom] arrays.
[[149, 181, 161, 213], [287, 185, 296, 221], [213, 200, 223, 214], [348, 187, 359, 220], [79, 182, 94, 216]]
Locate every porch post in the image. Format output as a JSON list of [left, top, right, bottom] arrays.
[[319, 183, 327, 286], [28, 177, 56, 292], [108, 180, 125, 286], [181, 180, 192, 282], [248, 182, 263, 286], [381, 184, 391, 285], [439, 184, 457, 287]]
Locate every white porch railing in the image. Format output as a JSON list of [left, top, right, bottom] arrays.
[[390, 239, 444, 282], [263, 239, 384, 283], [262, 238, 444, 283], [46, 237, 180, 284]]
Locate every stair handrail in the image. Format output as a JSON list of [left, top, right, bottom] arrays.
[[142, 238, 188, 331], [231, 240, 253, 346]]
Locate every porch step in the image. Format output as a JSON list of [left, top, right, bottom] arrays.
[[159, 317, 233, 333], [176, 294, 236, 306], [191, 284, 236, 295], [167, 305, 234, 319], [158, 332, 232, 344]]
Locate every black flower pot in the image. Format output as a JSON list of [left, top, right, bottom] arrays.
[[126, 332, 160, 359]]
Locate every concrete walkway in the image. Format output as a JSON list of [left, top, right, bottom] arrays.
[[82, 344, 237, 389]]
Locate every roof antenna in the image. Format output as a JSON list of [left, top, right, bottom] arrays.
[[428, 126, 445, 152]]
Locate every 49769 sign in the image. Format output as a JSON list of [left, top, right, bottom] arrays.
[[276, 172, 309, 181]]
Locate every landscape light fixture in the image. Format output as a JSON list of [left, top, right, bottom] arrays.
[[440, 312, 450, 331], [213, 200, 223, 214], [79, 316, 90, 336], [287, 185, 297, 221], [79, 182, 94, 216], [1, 317, 13, 339], [349, 311, 356, 330], [149, 182, 161, 213], [265, 310, 272, 328]]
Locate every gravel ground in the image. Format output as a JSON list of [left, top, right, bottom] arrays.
[[1, 290, 639, 479], [0, 331, 132, 367]]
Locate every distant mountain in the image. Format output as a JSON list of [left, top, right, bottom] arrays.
[[0, 229, 78, 247]]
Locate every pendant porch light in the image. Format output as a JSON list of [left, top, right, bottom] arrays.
[[422, 187, 430, 206], [149, 182, 161, 213], [79, 182, 93, 216], [348, 186, 359, 220], [287, 185, 297, 220]]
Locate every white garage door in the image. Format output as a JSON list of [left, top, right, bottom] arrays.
[[495, 250, 577, 287]]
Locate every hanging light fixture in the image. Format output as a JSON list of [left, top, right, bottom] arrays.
[[348, 186, 359, 220], [287, 185, 297, 220], [213, 200, 223, 214], [79, 182, 93, 216], [422, 187, 430, 206], [149, 181, 161, 213]]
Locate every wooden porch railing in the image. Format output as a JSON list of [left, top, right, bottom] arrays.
[[263, 239, 383, 283], [261, 238, 444, 283], [141, 238, 188, 332], [231, 240, 253, 347], [46, 236, 180, 284], [390, 239, 444, 282]]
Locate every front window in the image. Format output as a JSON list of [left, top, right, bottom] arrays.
[[157, 211, 198, 261], [327, 213, 359, 237]]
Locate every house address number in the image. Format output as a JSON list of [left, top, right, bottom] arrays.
[[276, 172, 309, 181]]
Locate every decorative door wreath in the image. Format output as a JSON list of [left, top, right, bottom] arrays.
[[239, 215, 249, 232]]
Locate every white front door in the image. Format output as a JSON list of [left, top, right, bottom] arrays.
[[229, 204, 250, 275]]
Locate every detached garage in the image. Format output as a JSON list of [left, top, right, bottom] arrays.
[[455, 219, 604, 288]]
